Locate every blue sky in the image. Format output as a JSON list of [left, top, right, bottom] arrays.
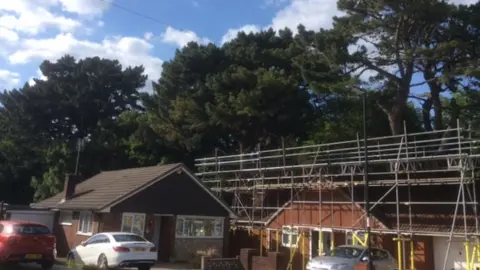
[[0, 0, 344, 91], [0, 0, 474, 93]]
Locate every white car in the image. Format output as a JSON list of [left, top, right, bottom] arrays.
[[66, 232, 157, 270]]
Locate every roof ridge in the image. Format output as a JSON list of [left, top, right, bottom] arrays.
[[100, 163, 182, 174]]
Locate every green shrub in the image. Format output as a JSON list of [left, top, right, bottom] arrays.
[[188, 247, 220, 268]]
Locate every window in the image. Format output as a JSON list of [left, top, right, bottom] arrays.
[[85, 234, 109, 245], [324, 246, 364, 259], [13, 224, 50, 235], [77, 212, 93, 235], [281, 226, 298, 248], [113, 234, 148, 243], [175, 216, 223, 238], [121, 213, 146, 236], [371, 248, 389, 261], [59, 211, 72, 225]]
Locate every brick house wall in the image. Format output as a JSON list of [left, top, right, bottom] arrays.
[[100, 212, 229, 262], [54, 212, 100, 257]]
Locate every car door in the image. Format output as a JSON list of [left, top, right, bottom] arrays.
[[90, 235, 111, 262], [370, 248, 392, 270], [76, 235, 102, 265]]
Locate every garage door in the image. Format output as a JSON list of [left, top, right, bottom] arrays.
[[8, 211, 55, 232]]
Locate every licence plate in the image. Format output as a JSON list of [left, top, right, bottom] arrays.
[[132, 248, 145, 252], [25, 254, 42, 259]]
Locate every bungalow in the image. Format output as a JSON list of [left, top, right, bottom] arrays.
[[229, 185, 477, 270], [31, 163, 236, 262]]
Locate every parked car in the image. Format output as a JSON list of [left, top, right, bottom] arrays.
[[0, 220, 56, 270], [306, 245, 397, 270], [67, 232, 157, 270]]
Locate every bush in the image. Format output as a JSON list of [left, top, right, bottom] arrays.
[[188, 248, 220, 268]]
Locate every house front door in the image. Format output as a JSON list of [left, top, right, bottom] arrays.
[[157, 215, 175, 262], [151, 216, 161, 250]]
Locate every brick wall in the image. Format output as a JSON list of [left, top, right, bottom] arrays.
[[174, 237, 224, 262], [54, 212, 100, 257], [239, 248, 287, 270], [201, 257, 243, 270]]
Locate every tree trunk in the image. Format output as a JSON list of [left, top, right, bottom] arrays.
[[387, 106, 405, 135], [422, 98, 433, 131], [379, 86, 409, 136], [429, 83, 443, 130], [424, 62, 443, 130]]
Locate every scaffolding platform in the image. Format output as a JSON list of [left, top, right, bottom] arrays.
[[195, 125, 480, 240]]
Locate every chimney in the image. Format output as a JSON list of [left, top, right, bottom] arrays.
[[64, 174, 81, 200]]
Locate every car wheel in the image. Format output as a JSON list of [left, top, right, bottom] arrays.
[[97, 254, 109, 269], [40, 261, 54, 270]]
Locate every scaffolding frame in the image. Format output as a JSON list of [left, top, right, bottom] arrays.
[[195, 123, 480, 270]]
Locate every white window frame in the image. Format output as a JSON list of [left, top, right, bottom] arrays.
[[175, 215, 224, 239], [120, 213, 146, 236], [77, 211, 93, 236], [59, 211, 73, 226], [281, 226, 299, 248]]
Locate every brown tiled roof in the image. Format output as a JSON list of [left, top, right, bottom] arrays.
[[32, 163, 182, 210]]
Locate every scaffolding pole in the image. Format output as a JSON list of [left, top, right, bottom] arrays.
[[195, 124, 480, 248]]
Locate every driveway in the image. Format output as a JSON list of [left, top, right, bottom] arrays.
[[10, 263, 196, 270]]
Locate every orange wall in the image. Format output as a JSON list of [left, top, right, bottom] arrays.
[[269, 203, 384, 230]]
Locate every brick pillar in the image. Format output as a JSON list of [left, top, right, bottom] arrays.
[[268, 252, 286, 270], [240, 248, 257, 270]]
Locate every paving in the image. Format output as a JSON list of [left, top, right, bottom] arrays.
[[4, 263, 197, 270]]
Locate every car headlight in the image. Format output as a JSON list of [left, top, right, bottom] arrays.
[[331, 263, 349, 270]]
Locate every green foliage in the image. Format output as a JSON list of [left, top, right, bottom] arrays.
[[0, 1, 479, 203], [31, 143, 72, 202]]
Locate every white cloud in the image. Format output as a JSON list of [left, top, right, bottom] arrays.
[[9, 33, 163, 91], [97, 20, 105, 27], [0, 27, 19, 42], [0, 0, 111, 37], [0, 69, 21, 89], [220, 24, 261, 45], [221, 0, 341, 44], [0, 8, 80, 35], [28, 68, 47, 86], [144, 32, 153, 41], [161, 26, 211, 48], [55, 0, 111, 16], [270, 0, 341, 32]]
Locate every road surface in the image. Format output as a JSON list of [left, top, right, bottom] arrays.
[[9, 263, 195, 270]]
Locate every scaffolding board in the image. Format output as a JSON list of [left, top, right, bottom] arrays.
[[195, 125, 480, 240]]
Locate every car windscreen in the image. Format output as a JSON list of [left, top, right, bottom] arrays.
[[113, 234, 147, 242], [324, 247, 364, 259], [13, 224, 50, 235]]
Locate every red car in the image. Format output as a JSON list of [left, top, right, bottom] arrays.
[[0, 220, 56, 270]]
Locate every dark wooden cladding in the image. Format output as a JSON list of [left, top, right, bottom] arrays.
[[111, 171, 230, 217]]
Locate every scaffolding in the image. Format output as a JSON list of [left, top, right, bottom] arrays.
[[195, 123, 480, 270]]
